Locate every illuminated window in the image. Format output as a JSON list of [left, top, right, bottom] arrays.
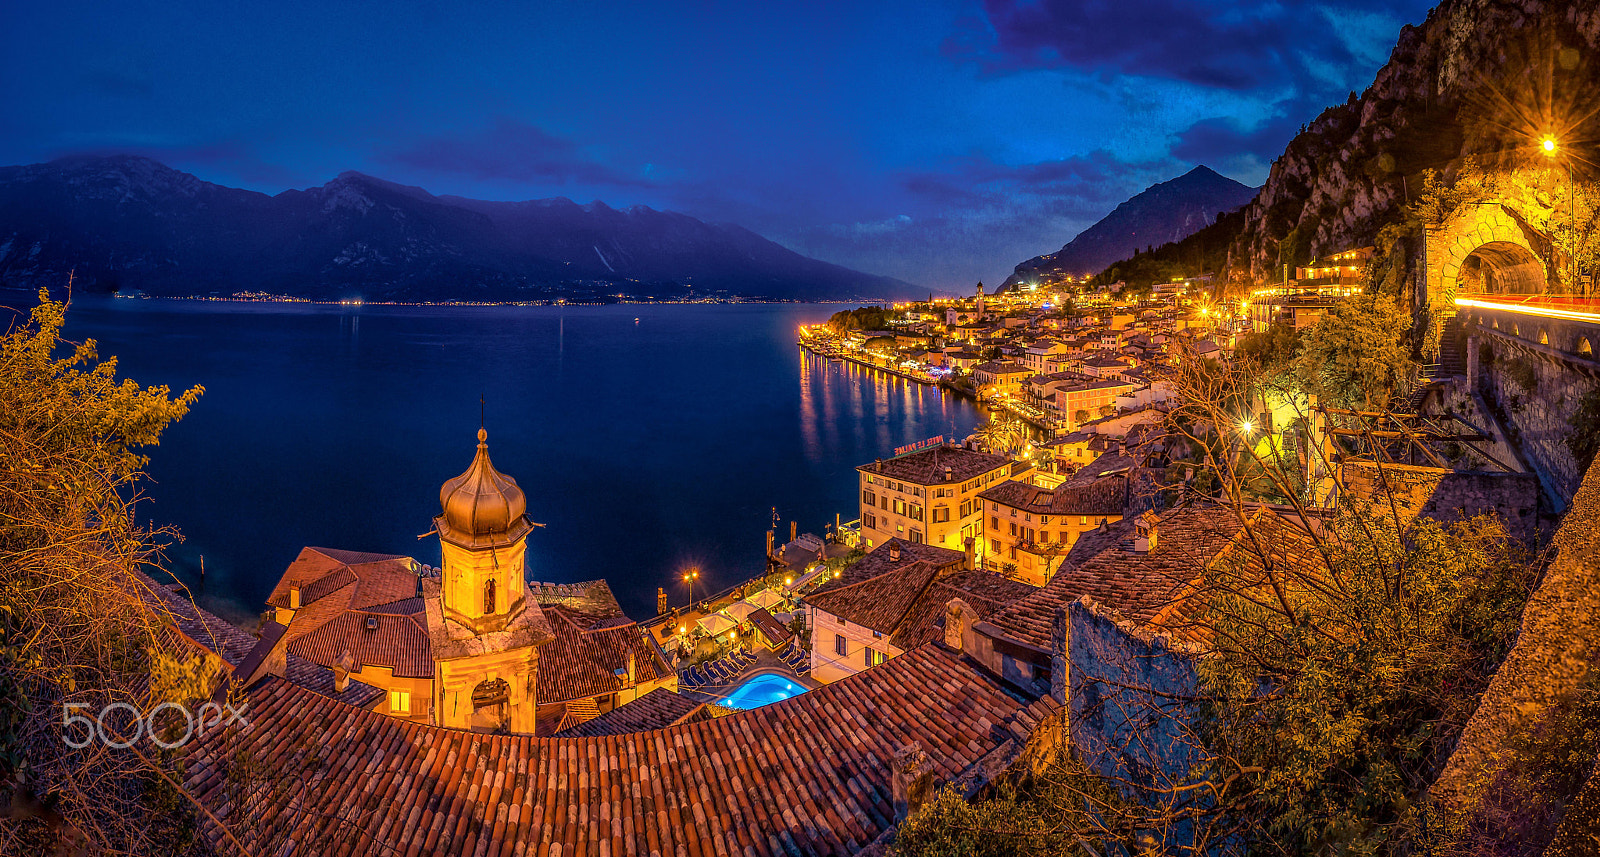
[[484, 579, 496, 614], [389, 689, 411, 714], [1580, 338, 1593, 356]]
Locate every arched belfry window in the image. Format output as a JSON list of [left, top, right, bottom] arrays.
[[484, 579, 496, 614]]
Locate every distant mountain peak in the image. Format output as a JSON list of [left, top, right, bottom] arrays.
[[1005, 165, 1259, 284], [0, 156, 921, 302]]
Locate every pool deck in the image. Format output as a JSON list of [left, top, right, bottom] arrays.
[[678, 648, 821, 706]]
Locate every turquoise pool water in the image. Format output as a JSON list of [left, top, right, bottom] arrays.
[[716, 672, 808, 710]]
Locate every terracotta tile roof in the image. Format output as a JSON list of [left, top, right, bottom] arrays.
[[182, 643, 1053, 857], [891, 571, 1037, 650], [552, 687, 709, 737], [857, 444, 1012, 484], [281, 653, 386, 708], [535, 604, 672, 705], [811, 538, 965, 593], [747, 608, 792, 645], [807, 559, 943, 636], [978, 477, 1126, 517], [285, 610, 435, 678], [266, 546, 418, 610], [138, 572, 385, 706], [981, 506, 1250, 650]]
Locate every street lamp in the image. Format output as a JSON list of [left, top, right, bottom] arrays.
[[1545, 135, 1577, 288], [682, 567, 700, 604]]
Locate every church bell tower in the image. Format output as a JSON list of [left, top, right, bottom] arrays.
[[423, 428, 552, 733]]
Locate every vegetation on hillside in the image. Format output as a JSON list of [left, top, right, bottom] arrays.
[[0, 293, 217, 854]]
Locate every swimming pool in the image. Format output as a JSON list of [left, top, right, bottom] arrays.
[[715, 672, 808, 710]]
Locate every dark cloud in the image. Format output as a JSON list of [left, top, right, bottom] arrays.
[[945, 0, 1432, 164], [1170, 112, 1305, 169], [901, 149, 1171, 216], [944, 0, 1404, 91], [382, 119, 655, 188]]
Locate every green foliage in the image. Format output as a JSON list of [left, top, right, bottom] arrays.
[[1294, 292, 1415, 410], [1199, 514, 1535, 855], [894, 756, 1131, 856], [0, 291, 205, 850], [1090, 208, 1248, 288], [1566, 387, 1600, 470], [826, 305, 891, 333], [1236, 323, 1303, 375]]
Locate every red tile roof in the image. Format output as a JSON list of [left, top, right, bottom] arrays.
[[981, 506, 1330, 651], [266, 546, 418, 610], [810, 538, 964, 593], [183, 643, 1055, 857], [892, 571, 1037, 650], [982, 507, 1248, 650], [553, 687, 710, 737], [978, 477, 1126, 517], [531, 586, 673, 705], [857, 444, 1013, 484], [285, 609, 435, 679]]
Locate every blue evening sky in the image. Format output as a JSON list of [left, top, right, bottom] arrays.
[[0, 0, 1436, 289]]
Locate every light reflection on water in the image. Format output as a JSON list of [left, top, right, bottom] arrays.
[[25, 297, 982, 621]]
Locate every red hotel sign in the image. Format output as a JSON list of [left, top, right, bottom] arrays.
[[893, 435, 945, 457]]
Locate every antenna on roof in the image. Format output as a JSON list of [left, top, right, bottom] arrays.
[[480, 393, 486, 430]]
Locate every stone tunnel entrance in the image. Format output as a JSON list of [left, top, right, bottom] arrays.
[[1427, 202, 1553, 311], [1456, 240, 1548, 295]]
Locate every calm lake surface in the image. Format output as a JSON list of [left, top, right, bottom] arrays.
[[15, 297, 982, 622]]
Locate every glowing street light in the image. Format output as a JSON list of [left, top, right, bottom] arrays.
[[682, 567, 700, 603], [1239, 419, 1254, 435], [1544, 137, 1558, 155]]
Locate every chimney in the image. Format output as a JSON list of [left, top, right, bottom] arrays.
[[627, 651, 637, 686], [1133, 510, 1159, 553], [963, 537, 975, 570], [875, 458, 884, 472], [889, 543, 902, 562], [791, 520, 798, 542], [334, 649, 354, 693], [891, 744, 933, 822]]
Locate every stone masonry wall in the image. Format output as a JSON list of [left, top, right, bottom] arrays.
[[1432, 457, 1600, 835], [1068, 598, 1203, 847], [1339, 460, 1540, 543], [1469, 318, 1600, 510]]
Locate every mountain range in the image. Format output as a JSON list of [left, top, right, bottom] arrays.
[[1003, 165, 1259, 288], [0, 155, 919, 302]]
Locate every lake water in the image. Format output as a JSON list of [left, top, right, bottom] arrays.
[[13, 297, 982, 622]]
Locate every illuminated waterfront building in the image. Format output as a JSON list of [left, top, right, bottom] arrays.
[[857, 441, 1026, 553]]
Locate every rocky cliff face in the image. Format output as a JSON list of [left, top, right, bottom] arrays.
[[1224, 0, 1600, 287]]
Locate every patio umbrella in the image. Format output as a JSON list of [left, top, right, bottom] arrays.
[[696, 613, 737, 636], [723, 601, 758, 622], [746, 589, 786, 611]]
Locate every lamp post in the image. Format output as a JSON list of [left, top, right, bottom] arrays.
[[1545, 136, 1577, 290], [683, 567, 700, 606]]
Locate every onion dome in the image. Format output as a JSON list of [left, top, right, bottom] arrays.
[[435, 428, 533, 549]]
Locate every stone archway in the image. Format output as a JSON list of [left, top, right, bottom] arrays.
[[1427, 202, 1552, 310], [1456, 241, 1547, 296], [470, 677, 510, 731]]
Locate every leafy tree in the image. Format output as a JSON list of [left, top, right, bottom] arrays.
[[1199, 513, 1535, 854], [0, 292, 212, 852], [1294, 293, 1415, 410]]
